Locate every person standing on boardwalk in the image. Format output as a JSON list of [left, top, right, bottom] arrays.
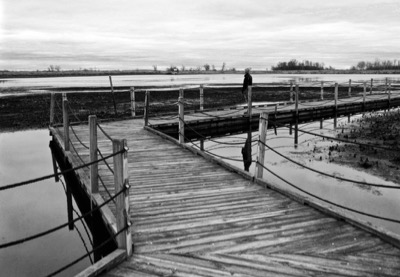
[[242, 68, 252, 102]]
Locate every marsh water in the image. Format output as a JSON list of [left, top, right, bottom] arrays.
[[2, 73, 400, 93], [0, 129, 93, 277]]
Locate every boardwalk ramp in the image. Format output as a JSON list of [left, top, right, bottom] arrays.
[[49, 117, 400, 277]]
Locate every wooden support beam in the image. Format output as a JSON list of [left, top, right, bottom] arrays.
[[200, 85, 204, 111], [178, 96, 184, 144], [256, 112, 268, 179], [89, 115, 98, 194], [130, 87, 136, 117], [62, 97, 70, 151], [144, 90, 149, 127], [67, 182, 74, 230], [112, 139, 132, 256], [50, 92, 55, 126]]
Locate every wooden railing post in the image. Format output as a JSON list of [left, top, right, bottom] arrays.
[[179, 88, 184, 98], [130, 87, 136, 117], [256, 112, 268, 179], [62, 94, 70, 151], [50, 92, 55, 126], [247, 86, 252, 118], [348, 79, 352, 97], [89, 115, 98, 194], [178, 96, 185, 144], [113, 139, 132, 256], [363, 82, 366, 114], [294, 85, 299, 147], [320, 81, 324, 100], [385, 78, 388, 94], [320, 118, 324, 129], [334, 83, 338, 129], [144, 90, 149, 126], [109, 76, 118, 116], [388, 82, 391, 111], [370, 78, 373, 94], [200, 85, 204, 111], [290, 82, 294, 102]]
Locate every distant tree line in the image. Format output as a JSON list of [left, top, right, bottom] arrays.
[[271, 59, 331, 71], [351, 59, 400, 71]]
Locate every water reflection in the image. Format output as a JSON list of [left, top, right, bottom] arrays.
[[198, 116, 400, 237], [0, 129, 113, 277]]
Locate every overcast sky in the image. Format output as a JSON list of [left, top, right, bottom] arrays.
[[1, 0, 400, 71]]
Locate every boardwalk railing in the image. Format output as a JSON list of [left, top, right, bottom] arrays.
[[47, 93, 133, 274]]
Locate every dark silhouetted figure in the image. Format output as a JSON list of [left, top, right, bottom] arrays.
[[242, 68, 252, 102]]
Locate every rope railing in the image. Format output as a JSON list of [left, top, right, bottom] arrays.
[[256, 161, 400, 224], [0, 149, 126, 192]]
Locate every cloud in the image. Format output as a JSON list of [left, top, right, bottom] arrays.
[[1, 0, 400, 70]]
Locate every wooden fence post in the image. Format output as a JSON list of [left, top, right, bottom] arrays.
[[89, 115, 98, 194], [179, 88, 184, 98], [200, 85, 204, 111], [348, 79, 352, 97], [320, 81, 324, 100], [247, 86, 252, 118], [294, 85, 299, 147], [113, 139, 132, 256], [109, 76, 118, 115], [334, 83, 338, 129], [388, 82, 391, 111], [363, 82, 366, 114], [130, 87, 136, 117], [370, 78, 373, 95], [178, 96, 185, 144], [50, 92, 55, 126], [200, 139, 204, 151], [62, 95, 70, 151], [256, 112, 268, 179], [144, 90, 149, 126], [290, 82, 294, 102], [385, 78, 388, 94], [320, 118, 324, 129]]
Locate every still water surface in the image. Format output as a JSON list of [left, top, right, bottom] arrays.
[[0, 129, 92, 277], [2, 73, 400, 90]]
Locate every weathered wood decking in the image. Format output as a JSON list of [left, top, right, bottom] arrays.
[[50, 110, 400, 276]]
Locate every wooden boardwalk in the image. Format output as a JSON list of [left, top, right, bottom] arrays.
[[50, 111, 400, 276]]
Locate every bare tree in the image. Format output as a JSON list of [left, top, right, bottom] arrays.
[[153, 65, 158, 71], [221, 62, 226, 71], [203, 64, 210, 71]]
